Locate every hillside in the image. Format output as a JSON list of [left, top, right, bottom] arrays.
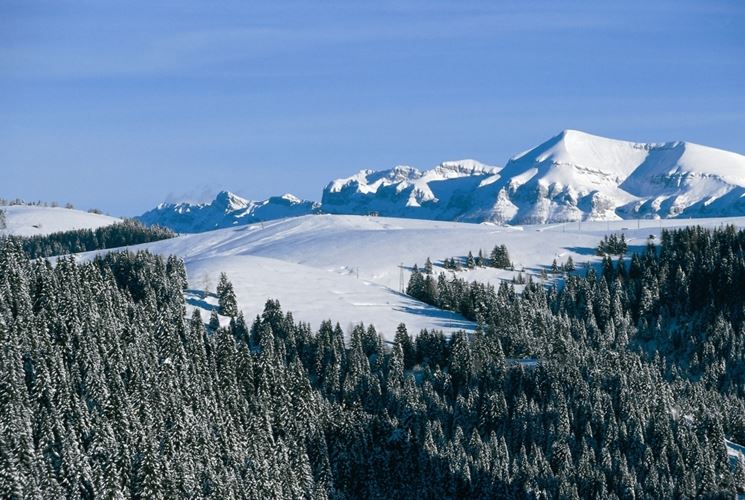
[[80, 213, 745, 339], [8, 219, 745, 499], [0, 205, 120, 237]]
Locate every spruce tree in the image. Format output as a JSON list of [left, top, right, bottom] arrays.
[[491, 244, 511, 268], [466, 251, 476, 269], [424, 257, 433, 275], [208, 309, 220, 331], [393, 323, 415, 370], [216, 272, 238, 317], [564, 256, 575, 272], [406, 265, 426, 301]]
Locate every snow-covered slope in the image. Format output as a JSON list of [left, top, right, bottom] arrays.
[[727, 439, 745, 469], [80, 213, 745, 340], [323, 130, 745, 224], [496, 130, 745, 223], [0, 205, 120, 237], [136, 191, 320, 233]]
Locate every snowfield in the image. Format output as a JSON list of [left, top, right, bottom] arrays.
[[0, 205, 120, 237], [183, 254, 472, 337], [79, 213, 745, 340]]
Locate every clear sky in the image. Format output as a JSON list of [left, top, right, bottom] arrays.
[[2, 1, 744, 216]]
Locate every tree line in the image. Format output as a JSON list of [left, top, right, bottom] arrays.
[[10, 219, 175, 259]]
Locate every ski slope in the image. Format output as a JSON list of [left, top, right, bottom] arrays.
[[79, 213, 745, 340], [0, 205, 120, 237]]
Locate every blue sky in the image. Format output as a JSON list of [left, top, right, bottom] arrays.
[[2, 0, 744, 215]]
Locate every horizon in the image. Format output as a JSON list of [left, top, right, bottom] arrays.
[[3, 1, 744, 216], [140, 127, 745, 210], [5, 125, 745, 213]]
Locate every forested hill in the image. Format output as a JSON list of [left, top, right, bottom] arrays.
[[0, 226, 743, 498], [10, 219, 175, 259], [406, 226, 745, 396]]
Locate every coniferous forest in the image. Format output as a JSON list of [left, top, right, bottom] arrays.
[[13, 219, 175, 259], [1, 226, 744, 499]]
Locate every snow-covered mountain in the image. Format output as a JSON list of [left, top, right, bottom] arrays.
[[323, 130, 745, 224], [321, 160, 501, 220], [490, 130, 745, 223], [138, 131, 745, 230], [136, 191, 320, 233]]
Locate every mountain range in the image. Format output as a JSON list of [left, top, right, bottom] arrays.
[[137, 191, 321, 233], [137, 130, 745, 232]]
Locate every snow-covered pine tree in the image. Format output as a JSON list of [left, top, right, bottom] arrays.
[[490, 244, 511, 268], [216, 272, 238, 317], [424, 257, 433, 275]]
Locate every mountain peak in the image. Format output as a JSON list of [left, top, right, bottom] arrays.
[[547, 129, 623, 151], [557, 128, 585, 139], [138, 191, 318, 233], [279, 193, 302, 204], [140, 131, 745, 230], [323, 131, 745, 224], [213, 190, 248, 207]]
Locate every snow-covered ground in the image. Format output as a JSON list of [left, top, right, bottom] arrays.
[[183, 254, 472, 337], [0, 205, 120, 237], [728, 439, 745, 468], [78, 213, 745, 340]]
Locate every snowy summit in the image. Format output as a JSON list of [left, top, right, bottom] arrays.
[[138, 131, 745, 232], [137, 191, 320, 233], [322, 130, 745, 224]]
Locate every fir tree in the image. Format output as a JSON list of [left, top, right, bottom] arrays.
[[208, 309, 220, 332], [424, 257, 433, 275], [491, 244, 511, 268], [406, 265, 426, 301], [216, 272, 238, 317], [564, 256, 575, 272], [597, 233, 628, 256], [393, 323, 415, 370]]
